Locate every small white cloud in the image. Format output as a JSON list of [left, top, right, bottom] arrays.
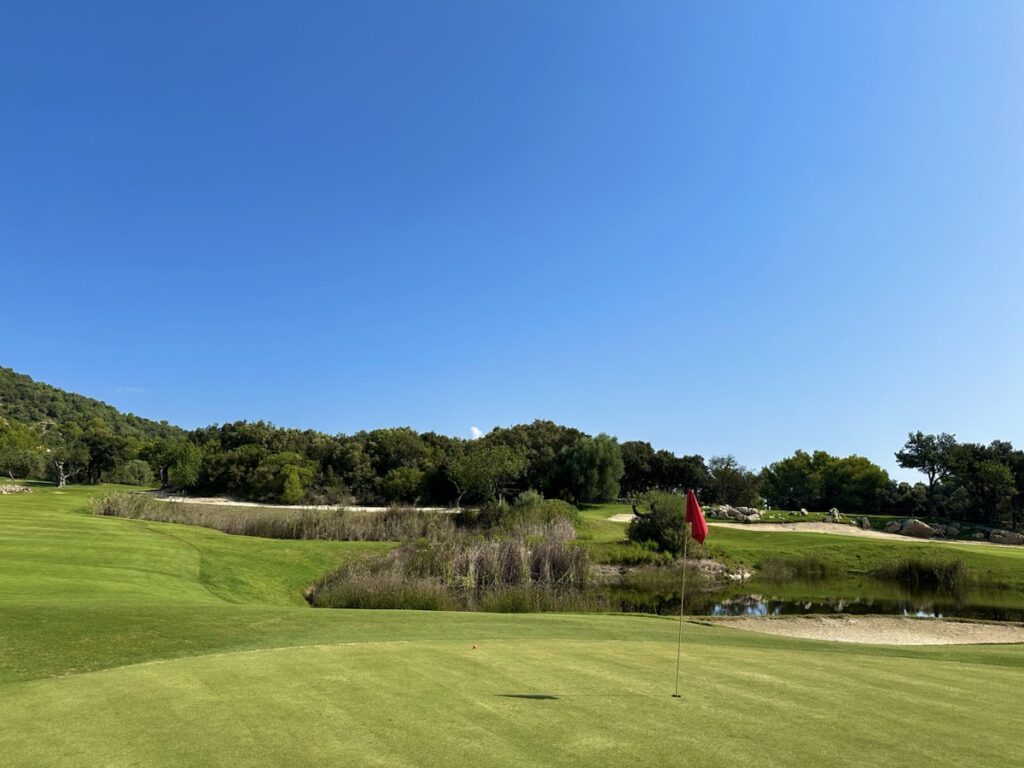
[[470, 426, 483, 440], [114, 385, 148, 395]]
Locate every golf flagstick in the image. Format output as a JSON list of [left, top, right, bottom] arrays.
[[672, 523, 689, 698], [673, 489, 707, 698]]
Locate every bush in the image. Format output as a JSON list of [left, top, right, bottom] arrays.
[[626, 491, 704, 556], [106, 459, 156, 486], [873, 557, 972, 593], [308, 569, 456, 610], [757, 555, 842, 582], [597, 541, 673, 566], [457, 493, 581, 531]]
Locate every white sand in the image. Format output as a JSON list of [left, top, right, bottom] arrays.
[[713, 615, 1024, 645], [147, 493, 456, 513]]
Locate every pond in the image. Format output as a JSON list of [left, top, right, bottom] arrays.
[[703, 593, 1024, 622], [602, 580, 1024, 622]]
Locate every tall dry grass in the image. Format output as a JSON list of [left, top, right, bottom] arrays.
[[307, 518, 594, 611], [91, 493, 452, 542]]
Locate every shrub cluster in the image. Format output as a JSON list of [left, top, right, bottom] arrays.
[[873, 557, 972, 593], [308, 519, 592, 612], [757, 555, 843, 583]]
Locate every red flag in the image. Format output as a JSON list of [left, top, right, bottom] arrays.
[[685, 489, 708, 544]]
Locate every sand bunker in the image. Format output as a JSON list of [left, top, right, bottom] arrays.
[[713, 615, 1024, 645]]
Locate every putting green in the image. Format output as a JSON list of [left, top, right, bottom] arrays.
[[2, 485, 1023, 767]]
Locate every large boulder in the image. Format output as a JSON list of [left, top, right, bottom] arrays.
[[725, 506, 747, 522], [989, 530, 1024, 546], [900, 518, 936, 539], [884, 520, 902, 534], [799, 508, 809, 516], [859, 517, 871, 530]]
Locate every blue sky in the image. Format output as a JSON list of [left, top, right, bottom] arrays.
[[3, 2, 1022, 478]]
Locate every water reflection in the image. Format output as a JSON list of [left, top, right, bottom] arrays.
[[603, 584, 1024, 622], [706, 594, 1024, 622]]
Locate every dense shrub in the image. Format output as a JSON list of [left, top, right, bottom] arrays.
[[626, 491, 705, 556], [757, 555, 842, 582], [873, 557, 972, 593], [308, 520, 593, 612], [106, 459, 155, 486], [456, 493, 581, 531]]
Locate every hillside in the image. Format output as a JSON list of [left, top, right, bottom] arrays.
[[0, 366, 181, 441]]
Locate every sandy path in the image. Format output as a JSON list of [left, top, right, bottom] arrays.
[[147, 494, 457, 513], [606, 514, 1019, 549], [712, 615, 1024, 645]]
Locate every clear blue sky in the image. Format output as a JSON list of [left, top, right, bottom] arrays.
[[3, 2, 1022, 478]]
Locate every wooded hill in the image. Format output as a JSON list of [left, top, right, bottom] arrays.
[[1, 366, 1021, 531]]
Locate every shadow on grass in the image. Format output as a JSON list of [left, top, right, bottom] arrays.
[[497, 694, 558, 700]]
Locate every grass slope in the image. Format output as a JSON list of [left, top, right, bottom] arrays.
[[580, 502, 1024, 590], [1, 486, 1023, 767]]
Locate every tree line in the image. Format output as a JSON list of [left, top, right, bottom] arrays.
[[1, 368, 1022, 530]]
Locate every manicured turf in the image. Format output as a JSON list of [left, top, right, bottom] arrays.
[[2, 486, 1023, 767]]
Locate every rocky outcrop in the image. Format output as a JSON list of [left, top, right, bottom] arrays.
[[706, 505, 763, 523], [989, 529, 1024, 546], [898, 518, 937, 539], [823, 508, 845, 524], [0, 484, 32, 494]]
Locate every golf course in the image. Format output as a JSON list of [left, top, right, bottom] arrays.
[[2, 483, 1022, 768]]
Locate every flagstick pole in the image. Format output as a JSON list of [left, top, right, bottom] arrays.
[[672, 524, 689, 698]]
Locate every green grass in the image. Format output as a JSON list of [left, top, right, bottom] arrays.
[[579, 502, 1024, 591], [2, 485, 1024, 767], [704, 525, 1024, 590]]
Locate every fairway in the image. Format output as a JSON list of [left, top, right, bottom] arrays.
[[2, 486, 1023, 767]]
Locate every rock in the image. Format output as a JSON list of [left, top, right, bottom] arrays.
[[989, 530, 1024, 546], [859, 517, 871, 530], [829, 507, 840, 515], [972, 532, 985, 540], [884, 520, 902, 533], [0, 484, 32, 494], [726, 507, 746, 522], [799, 508, 809, 516], [745, 513, 761, 523], [900, 518, 936, 539]]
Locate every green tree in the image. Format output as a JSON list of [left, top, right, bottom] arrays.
[[895, 432, 957, 515], [167, 441, 202, 491], [0, 418, 45, 479], [43, 424, 89, 487], [707, 455, 760, 506], [280, 466, 306, 505], [381, 466, 425, 503], [819, 455, 890, 513], [449, 444, 528, 507], [107, 459, 155, 486], [553, 434, 625, 503], [620, 441, 655, 494]]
